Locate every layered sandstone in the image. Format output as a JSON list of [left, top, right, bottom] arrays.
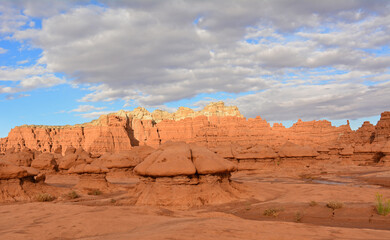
[[0, 159, 49, 202], [133, 142, 242, 206], [0, 102, 389, 156]]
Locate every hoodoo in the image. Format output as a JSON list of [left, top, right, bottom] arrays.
[[132, 142, 242, 206], [0, 159, 52, 202]]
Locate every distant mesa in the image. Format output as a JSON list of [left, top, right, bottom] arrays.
[[0, 101, 389, 156]]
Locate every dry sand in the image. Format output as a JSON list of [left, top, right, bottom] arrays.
[[1, 163, 390, 239]]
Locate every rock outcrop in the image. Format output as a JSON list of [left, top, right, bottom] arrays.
[[132, 142, 242, 206], [0, 102, 361, 154], [1, 102, 389, 170], [0, 160, 50, 202]]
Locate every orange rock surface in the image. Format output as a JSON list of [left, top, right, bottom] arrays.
[[2, 102, 377, 155], [133, 142, 242, 206]]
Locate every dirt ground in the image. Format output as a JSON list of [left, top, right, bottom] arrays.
[[1, 162, 390, 240]]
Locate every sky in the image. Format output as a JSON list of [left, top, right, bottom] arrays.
[[0, 0, 389, 137]]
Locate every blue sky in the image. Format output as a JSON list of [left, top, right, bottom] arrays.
[[0, 0, 389, 137]]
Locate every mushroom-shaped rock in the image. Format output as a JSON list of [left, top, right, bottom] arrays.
[[58, 148, 91, 170], [93, 151, 141, 169], [191, 144, 236, 174], [134, 142, 196, 177], [0, 160, 28, 180], [0, 149, 34, 167], [230, 145, 278, 170], [68, 162, 113, 193], [0, 160, 50, 202], [31, 152, 57, 170], [132, 142, 243, 207]]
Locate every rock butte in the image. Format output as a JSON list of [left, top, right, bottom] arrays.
[[1, 101, 389, 155], [0, 101, 389, 168]]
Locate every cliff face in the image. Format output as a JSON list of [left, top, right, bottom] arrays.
[[0, 102, 388, 154]]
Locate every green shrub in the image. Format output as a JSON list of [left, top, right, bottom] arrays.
[[65, 191, 80, 199], [326, 201, 343, 210], [263, 208, 282, 217], [376, 193, 390, 216], [36, 193, 55, 202], [295, 211, 303, 222], [88, 189, 102, 196]]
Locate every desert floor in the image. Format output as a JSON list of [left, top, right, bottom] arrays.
[[1, 163, 390, 240]]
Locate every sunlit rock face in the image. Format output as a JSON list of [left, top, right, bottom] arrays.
[[0, 102, 389, 160], [132, 142, 242, 207]]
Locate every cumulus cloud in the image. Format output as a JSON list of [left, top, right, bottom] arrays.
[[5, 93, 30, 100], [70, 105, 106, 113], [1, 0, 390, 120], [0, 66, 65, 93], [0, 47, 7, 54], [77, 111, 113, 119], [227, 81, 390, 121]]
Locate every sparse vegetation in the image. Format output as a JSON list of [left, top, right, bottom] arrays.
[[36, 193, 56, 202], [88, 189, 103, 196], [309, 201, 318, 207], [263, 208, 282, 217], [245, 202, 251, 211], [65, 191, 80, 199], [326, 201, 343, 210], [295, 211, 303, 222], [110, 199, 116, 204], [375, 193, 390, 216]]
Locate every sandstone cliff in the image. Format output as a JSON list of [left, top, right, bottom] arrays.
[[0, 102, 388, 154]]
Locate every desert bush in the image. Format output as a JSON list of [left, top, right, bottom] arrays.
[[309, 201, 318, 207], [65, 191, 80, 199], [36, 193, 55, 202], [295, 211, 303, 222], [88, 189, 102, 196], [326, 201, 343, 210], [263, 208, 282, 217], [376, 193, 390, 216]]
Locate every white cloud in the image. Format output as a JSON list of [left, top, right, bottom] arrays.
[[2, 0, 390, 121], [5, 93, 30, 100], [70, 105, 106, 113], [226, 81, 390, 121], [17, 59, 29, 64], [0, 65, 46, 81], [0, 66, 65, 93], [77, 111, 113, 119], [0, 47, 7, 54], [18, 74, 65, 90]]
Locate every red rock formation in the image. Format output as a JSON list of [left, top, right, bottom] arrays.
[[0, 102, 388, 157], [133, 142, 241, 206], [0, 160, 52, 202], [373, 111, 390, 143]]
